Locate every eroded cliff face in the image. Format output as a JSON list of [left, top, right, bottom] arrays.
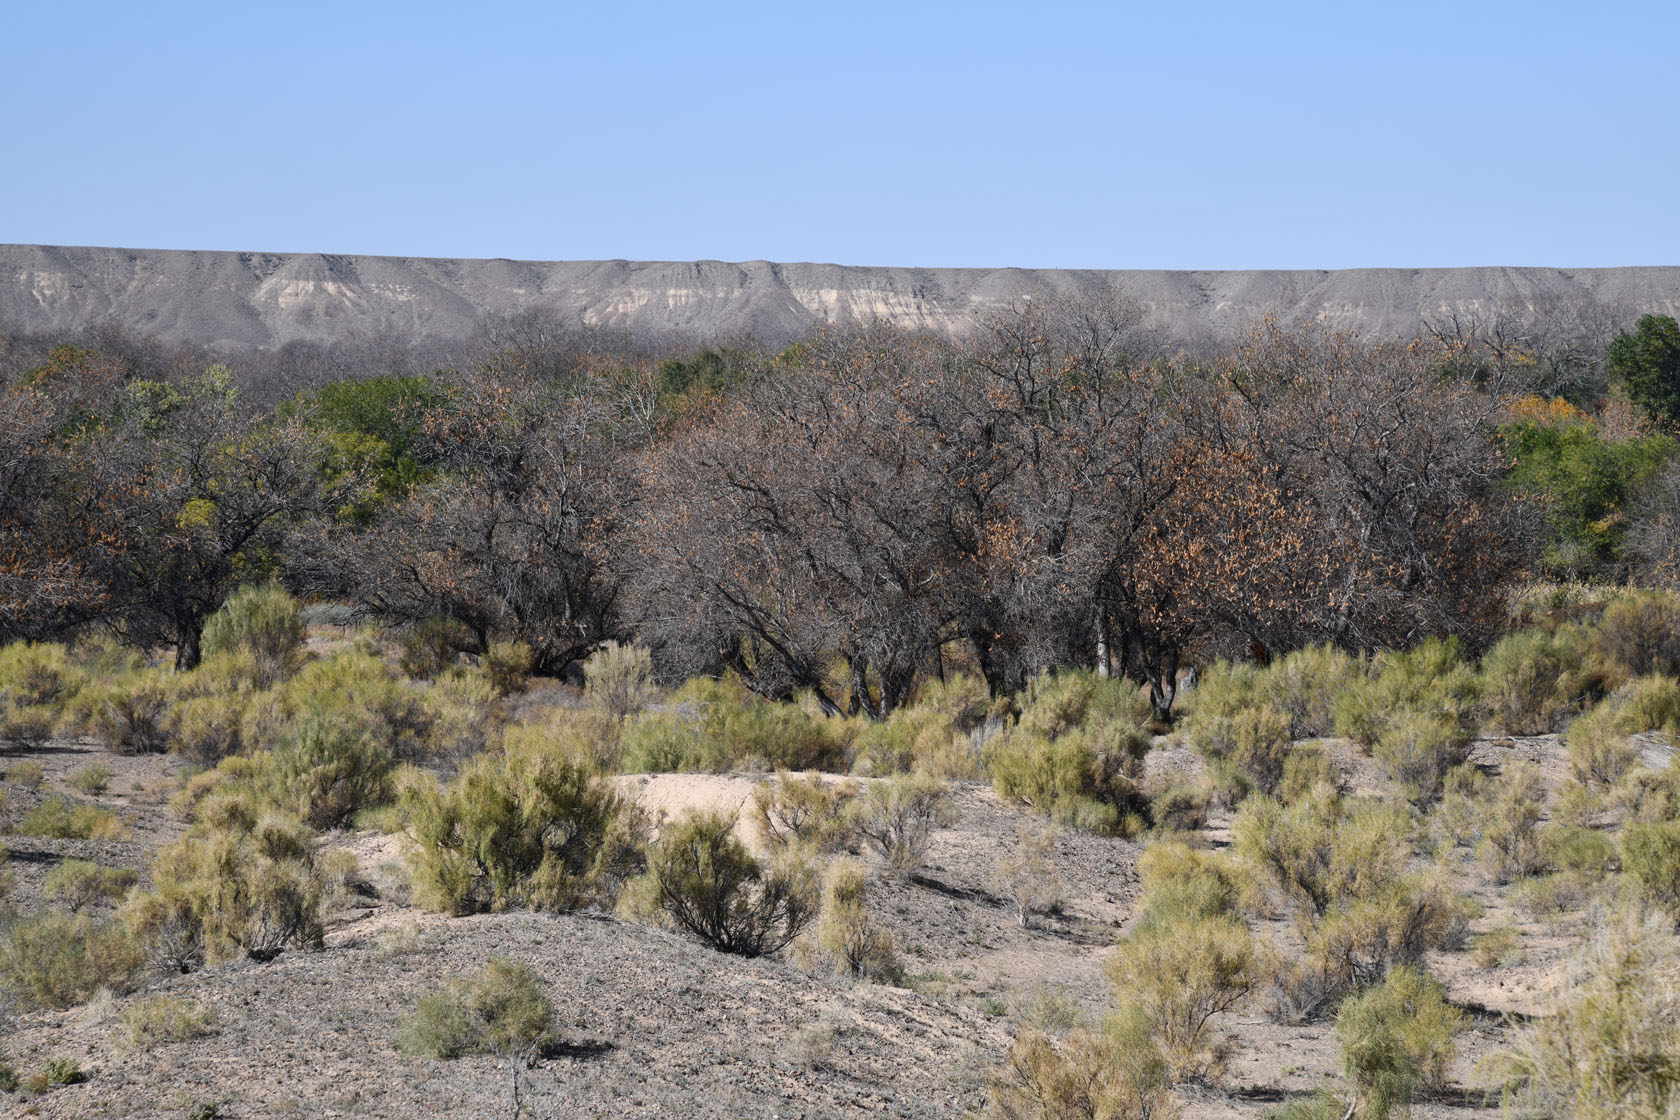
[[3, 244, 1677, 349]]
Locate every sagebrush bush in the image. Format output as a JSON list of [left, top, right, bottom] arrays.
[[1264, 644, 1362, 738], [649, 810, 817, 957], [481, 639, 533, 697], [397, 957, 558, 1060], [1477, 627, 1578, 735], [987, 1008, 1175, 1120], [1187, 703, 1291, 801], [1147, 778, 1213, 834], [1624, 821, 1680, 923], [397, 616, 469, 680], [0, 911, 142, 1008], [1332, 637, 1477, 747], [269, 711, 395, 829], [806, 859, 896, 979], [44, 858, 137, 912], [201, 583, 306, 687], [18, 796, 127, 840], [992, 823, 1063, 929], [0, 641, 81, 708], [1015, 669, 1154, 741], [5, 758, 44, 788], [1107, 911, 1256, 1079], [750, 771, 858, 853], [988, 698, 1149, 835], [78, 669, 174, 753], [1135, 840, 1243, 929], [69, 763, 112, 795], [1599, 592, 1680, 678], [582, 641, 659, 717], [1494, 904, 1680, 1120], [619, 676, 849, 773], [1233, 788, 1410, 918], [850, 772, 956, 870], [912, 672, 991, 733], [1333, 965, 1461, 1120], [1372, 708, 1469, 807], [852, 705, 977, 778], [120, 995, 215, 1050], [134, 809, 325, 965], [1473, 924, 1527, 969], [1476, 761, 1548, 882], [405, 743, 644, 914]]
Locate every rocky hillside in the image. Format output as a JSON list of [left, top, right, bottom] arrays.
[[4, 244, 1678, 350]]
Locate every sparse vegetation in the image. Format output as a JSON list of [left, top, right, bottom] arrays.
[[396, 957, 558, 1060], [648, 810, 817, 957]]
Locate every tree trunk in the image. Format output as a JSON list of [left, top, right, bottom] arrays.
[[1094, 609, 1111, 679], [174, 618, 203, 671]]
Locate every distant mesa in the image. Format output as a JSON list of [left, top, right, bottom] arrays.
[[3, 244, 1679, 350]]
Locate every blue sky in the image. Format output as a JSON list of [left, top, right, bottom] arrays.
[[3, 1, 1675, 269]]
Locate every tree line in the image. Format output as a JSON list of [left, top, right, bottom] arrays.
[[4, 298, 1678, 717]]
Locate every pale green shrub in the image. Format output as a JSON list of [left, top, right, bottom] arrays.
[[850, 772, 956, 869], [0, 911, 142, 1008], [1333, 966, 1462, 1120], [44, 859, 137, 912], [582, 641, 659, 717], [397, 958, 558, 1060], [120, 995, 215, 1050], [201, 583, 305, 686], [750, 771, 859, 852], [1599, 592, 1680, 678], [649, 810, 817, 957], [1477, 627, 1578, 734], [1372, 709, 1469, 807]]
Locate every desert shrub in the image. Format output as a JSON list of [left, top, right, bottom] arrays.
[[5, 758, 44, 788], [38, 1057, 84, 1087], [44, 859, 137, 912], [397, 957, 558, 1061], [1135, 840, 1243, 929], [988, 708, 1149, 836], [269, 711, 395, 829], [201, 583, 306, 687], [1015, 669, 1154, 741], [120, 995, 215, 1050], [1233, 789, 1410, 918], [1599, 592, 1680, 678], [1264, 644, 1362, 738], [619, 677, 848, 774], [1624, 821, 1680, 923], [69, 763, 112, 795], [397, 616, 468, 680], [1332, 637, 1477, 747], [850, 772, 956, 870], [502, 709, 621, 773], [1148, 778, 1213, 834], [992, 823, 1063, 929], [1188, 703, 1291, 801], [0, 911, 142, 1008], [1546, 826, 1618, 879], [266, 651, 438, 762], [1284, 875, 1476, 1018], [1179, 659, 1263, 724], [480, 639, 533, 698], [750, 771, 858, 852], [806, 859, 896, 979], [1568, 676, 1680, 789], [1107, 911, 1256, 1079], [169, 690, 249, 765], [853, 705, 978, 778], [649, 810, 817, 957], [79, 669, 174, 753], [1477, 627, 1578, 735], [18, 796, 127, 840], [0, 1055, 14, 1092], [1477, 761, 1548, 882], [582, 641, 659, 717], [405, 743, 644, 915], [1618, 761, 1680, 823], [913, 672, 991, 732], [987, 1006, 1176, 1120], [0, 641, 81, 708], [136, 810, 325, 964], [1493, 904, 1680, 1120], [0, 702, 55, 747], [1372, 709, 1469, 807], [1473, 924, 1527, 969], [1333, 965, 1462, 1120]]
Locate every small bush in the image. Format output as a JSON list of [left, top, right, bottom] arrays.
[[1333, 965, 1461, 1120], [1233, 789, 1410, 918], [619, 677, 849, 773], [750, 771, 858, 853], [480, 639, 534, 697], [18, 796, 127, 840], [1493, 904, 1680, 1120], [649, 810, 817, 957], [853, 705, 977, 778], [201, 584, 305, 686], [397, 957, 558, 1060], [120, 995, 215, 1050], [1147, 778, 1213, 834], [0, 911, 142, 1008], [582, 641, 659, 717], [913, 673, 991, 732], [0, 641, 81, 708], [5, 758, 44, 788], [1332, 637, 1477, 747], [79, 670, 175, 753], [988, 709, 1149, 836], [1372, 708, 1469, 807], [1472, 924, 1526, 969], [1624, 821, 1680, 923], [1107, 911, 1256, 1079], [1013, 669, 1153, 742], [270, 711, 395, 829], [1599, 592, 1680, 678], [1477, 627, 1578, 735], [1188, 703, 1291, 800], [850, 772, 956, 870], [1476, 761, 1548, 882], [69, 763, 112, 795], [806, 859, 896, 979], [406, 744, 644, 915], [397, 616, 468, 680], [134, 811, 325, 964], [44, 859, 137, 912], [39, 1057, 85, 1087], [1265, 644, 1361, 738], [1136, 840, 1243, 928], [987, 1007, 1175, 1120], [992, 823, 1063, 928]]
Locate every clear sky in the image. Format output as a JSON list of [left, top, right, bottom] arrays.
[[3, 1, 1675, 269]]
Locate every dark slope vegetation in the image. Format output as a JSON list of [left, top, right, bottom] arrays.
[[4, 244, 1678, 349]]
